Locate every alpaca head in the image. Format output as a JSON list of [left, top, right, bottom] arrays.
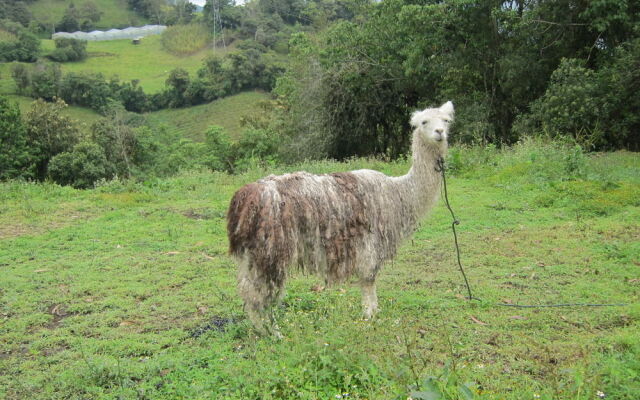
[[410, 101, 454, 149]]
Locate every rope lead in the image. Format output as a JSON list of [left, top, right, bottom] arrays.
[[436, 157, 627, 308]]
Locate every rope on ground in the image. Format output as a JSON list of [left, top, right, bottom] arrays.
[[435, 157, 628, 309]]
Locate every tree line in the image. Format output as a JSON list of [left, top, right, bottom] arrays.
[[272, 0, 639, 160]]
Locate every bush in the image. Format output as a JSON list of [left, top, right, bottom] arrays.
[[11, 63, 30, 95], [0, 19, 39, 62], [49, 38, 87, 62], [25, 98, 80, 179], [526, 59, 604, 147], [0, 96, 33, 180], [60, 72, 115, 113], [30, 62, 62, 101], [48, 141, 115, 189], [117, 80, 150, 113]]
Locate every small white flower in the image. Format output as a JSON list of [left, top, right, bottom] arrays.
[[335, 395, 342, 399], [597, 391, 605, 399], [533, 395, 540, 399]]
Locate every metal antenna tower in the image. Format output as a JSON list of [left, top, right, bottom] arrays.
[[211, 0, 226, 52]]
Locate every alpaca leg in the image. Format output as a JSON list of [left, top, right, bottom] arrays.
[[237, 256, 284, 338], [360, 280, 379, 320]]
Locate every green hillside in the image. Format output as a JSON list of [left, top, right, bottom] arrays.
[[27, 0, 146, 32], [1, 148, 639, 399], [41, 35, 229, 94], [145, 91, 271, 140]]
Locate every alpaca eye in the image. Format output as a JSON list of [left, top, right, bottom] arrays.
[[421, 121, 427, 125]]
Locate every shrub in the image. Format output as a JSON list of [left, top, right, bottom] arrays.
[[30, 62, 62, 101], [60, 72, 115, 113], [0, 96, 33, 180], [25, 98, 80, 179], [202, 126, 235, 172], [0, 19, 39, 62], [48, 141, 115, 189], [117, 80, 150, 113], [525, 59, 604, 148], [49, 38, 87, 62], [11, 63, 30, 95]]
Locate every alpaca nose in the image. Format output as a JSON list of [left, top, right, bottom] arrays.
[[435, 129, 444, 135]]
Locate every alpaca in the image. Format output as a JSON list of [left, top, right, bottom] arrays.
[[227, 101, 453, 336]]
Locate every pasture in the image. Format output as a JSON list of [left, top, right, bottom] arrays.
[[40, 35, 230, 94], [144, 90, 271, 140], [27, 0, 146, 31], [0, 141, 638, 399]]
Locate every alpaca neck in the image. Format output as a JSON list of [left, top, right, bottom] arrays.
[[399, 134, 447, 218]]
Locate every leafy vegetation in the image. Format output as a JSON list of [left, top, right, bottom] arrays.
[[0, 19, 40, 62], [0, 142, 638, 399], [48, 38, 88, 62], [274, 0, 640, 160]]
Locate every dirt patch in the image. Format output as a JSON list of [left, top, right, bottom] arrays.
[[189, 316, 237, 338], [46, 304, 74, 329], [182, 208, 223, 220]]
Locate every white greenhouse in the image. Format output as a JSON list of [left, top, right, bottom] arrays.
[[52, 25, 167, 41]]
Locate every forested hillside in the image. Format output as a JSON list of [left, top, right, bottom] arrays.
[[1, 0, 639, 187]]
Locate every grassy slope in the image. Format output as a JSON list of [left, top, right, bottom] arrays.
[[0, 143, 638, 399], [27, 0, 146, 31], [145, 91, 271, 140], [42, 36, 227, 94]]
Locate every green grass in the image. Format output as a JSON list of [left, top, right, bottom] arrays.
[[27, 0, 146, 31], [0, 94, 102, 134], [145, 90, 271, 140], [161, 24, 212, 56], [0, 143, 639, 399], [41, 35, 227, 94]]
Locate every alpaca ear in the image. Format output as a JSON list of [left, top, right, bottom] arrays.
[[440, 101, 454, 116], [410, 110, 423, 128]]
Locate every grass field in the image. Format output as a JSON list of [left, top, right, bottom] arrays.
[[27, 0, 146, 32], [145, 90, 271, 140], [0, 141, 639, 399], [42, 35, 229, 94]]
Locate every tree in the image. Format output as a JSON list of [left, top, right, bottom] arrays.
[[91, 106, 141, 178], [0, 96, 32, 180], [25, 98, 80, 180], [0, 18, 40, 62], [49, 38, 87, 62], [56, 3, 81, 32], [60, 72, 114, 112], [11, 64, 31, 95], [79, 1, 102, 28], [165, 68, 190, 108], [0, 0, 32, 26], [30, 62, 62, 100]]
